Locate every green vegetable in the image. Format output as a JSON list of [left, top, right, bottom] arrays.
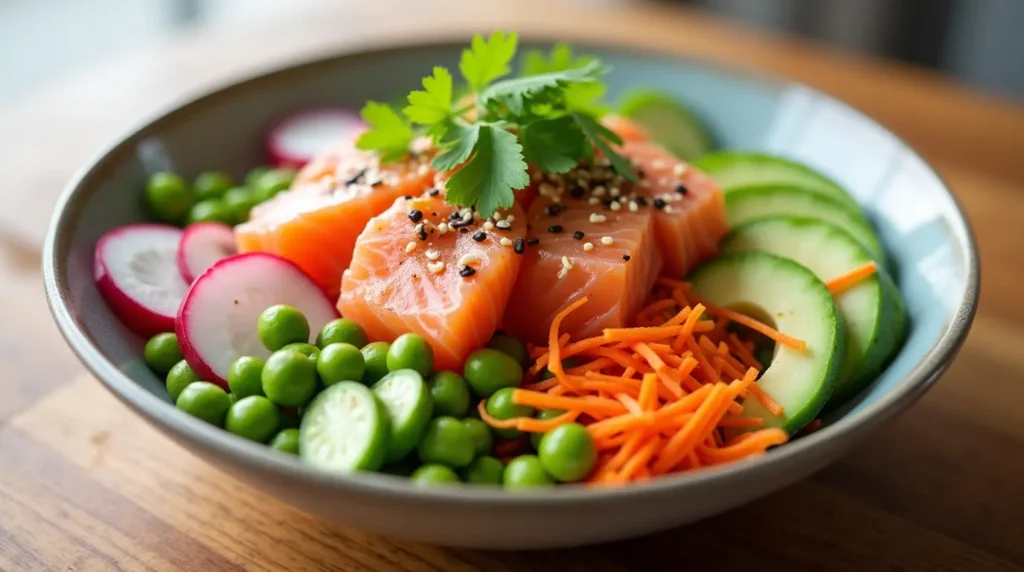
[[166, 360, 200, 402], [299, 381, 390, 473], [617, 89, 714, 161], [257, 305, 310, 351], [145, 172, 193, 224], [463, 348, 523, 397], [225, 396, 280, 442], [372, 370, 434, 463], [503, 455, 554, 489], [176, 381, 231, 426], [193, 171, 234, 200], [427, 371, 471, 418], [537, 422, 597, 482], [411, 464, 461, 486], [252, 168, 296, 202], [245, 166, 271, 188], [386, 333, 434, 377], [261, 349, 318, 408], [485, 387, 534, 439], [462, 456, 504, 484], [360, 341, 391, 385], [187, 199, 233, 225], [279, 341, 320, 361], [144, 333, 183, 377], [486, 334, 527, 364], [417, 416, 475, 469], [222, 186, 258, 224], [462, 418, 494, 457], [317, 343, 365, 386], [268, 428, 300, 454], [227, 356, 266, 398], [316, 318, 368, 349], [529, 408, 567, 450]]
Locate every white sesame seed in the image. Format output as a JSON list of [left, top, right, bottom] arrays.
[[483, 221, 495, 231], [425, 249, 441, 261], [492, 211, 504, 221], [427, 261, 446, 274], [505, 214, 515, 223], [414, 223, 424, 234], [417, 163, 430, 176], [601, 236, 614, 246], [664, 205, 675, 213], [610, 187, 621, 198], [458, 253, 480, 266], [589, 213, 607, 224], [583, 242, 594, 252], [577, 177, 588, 188], [592, 185, 607, 198], [628, 200, 639, 212], [500, 237, 514, 247], [437, 222, 449, 235], [539, 183, 555, 197], [640, 179, 652, 189], [651, 159, 668, 169], [551, 196, 562, 204], [610, 201, 622, 211], [673, 163, 689, 177], [589, 197, 601, 206]]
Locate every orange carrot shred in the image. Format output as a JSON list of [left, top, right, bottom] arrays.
[[826, 261, 878, 295]]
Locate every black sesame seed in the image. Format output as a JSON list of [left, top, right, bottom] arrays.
[[450, 219, 473, 229], [408, 209, 423, 223], [343, 168, 367, 186], [622, 254, 631, 262], [428, 188, 440, 197], [569, 186, 586, 198], [675, 183, 689, 195], [545, 204, 563, 216], [527, 237, 540, 246], [653, 198, 666, 210], [417, 230, 428, 241], [431, 212, 438, 217], [572, 231, 585, 240], [371, 180, 384, 187], [636, 196, 648, 206], [472, 230, 486, 242], [495, 220, 512, 230], [548, 225, 564, 233], [513, 238, 525, 255], [449, 211, 462, 221], [459, 266, 477, 277]]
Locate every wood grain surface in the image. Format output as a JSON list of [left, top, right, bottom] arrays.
[[1, 1, 1022, 570]]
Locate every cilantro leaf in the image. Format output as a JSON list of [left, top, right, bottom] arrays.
[[520, 116, 585, 174], [403, 66, 454, 127], [572, 113, 636, 181], [460, 31, 518, 93], [521, 43, 596, 76], [445, 124, 529, 217], [355, 101, 414, 162], [432, 123, 480, 172], [480, 60, 607, 115]]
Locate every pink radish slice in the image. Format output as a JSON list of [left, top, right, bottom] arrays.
[[176, 252, 339, 387], [94, 224, 189, 337], [177, 222, 237, 283], [267, 108, 365, 169]]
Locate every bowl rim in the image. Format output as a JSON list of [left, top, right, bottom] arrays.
[[43, 35, 980, 506]]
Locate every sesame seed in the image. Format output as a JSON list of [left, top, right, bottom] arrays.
[[628, 201, 639, 212], [462, 211, 474, 222], [427, 261, 445, 274], [343, 168, 366, 185], [589, 213, 607, 224], [664, 205, 675, 213], [561, 256, 573, 270], [539, 183, 555, 197], [405, 241, 417, 253], [527, 237, 540, 246], [428, 188, 440, 197], [417, 163, 430, 176], [675, 183, 689, 195], [414, 223, 424, 234], [500, 237, 514, 247], [583, 242, 594, 252], [425, 249, 441, 261], [654, 198, 667, 210], [636, 196, 648, 206], [513, 238, 525, 254], [588, 197, 601, 206], [492, 211, 504, 221], [610, 201, 622, 211], [610, 187, 621, 198], [548, 225, 564, 233], [495, 220, 512, 231], [458, 253, 480, 266], [505, 215, 515, 223], [449, 211, 462, 221], [437, 222, 449, 235], [483, 221, 495, 231], [601, 236, 614, 245], [622, 254, 631, 261], [651, 159, 668, 169], [572, 230, 585, 240], [459, 265, 476, 277], [545, 204, 562, 216], [370, 180, 384, 187], [472, 230, 486, 242], [450, 219, 472, 229], [408, 209, 423, 223], [551, 195, 562, 204], [673, 163, 689, 177], [592, 185, 607, 197], [639, 179, 652, 189], [417, 230, 428, 241]]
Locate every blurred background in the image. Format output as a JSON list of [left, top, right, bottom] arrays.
[[0, 0, 1021, 103]]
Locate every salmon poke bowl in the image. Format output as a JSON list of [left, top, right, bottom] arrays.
[[44, 34, 978, 548]]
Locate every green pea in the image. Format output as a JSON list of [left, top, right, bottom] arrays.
[[411, 464, 461, 486], [317, 343, 365, 386], [222, 186, 259, 224], [462, 456, 504, 485], [463, 349, 523, 397], [537, 422, 597, 483], [386, 333, 434, 377], [530, 409, 567, 450], [360, 341, 391, 385], [268, 428, 300, 454], [257, 305, 310, 351], [166, 360, 200, 402], [145, 172, 193, 225], [416, 416, 475, 469], [227, 356, 265, 398], [316, 318, 368, 349], [252, 168, 296, 202], [245, 166, 271, 189], [485, 387, 534, 439], [187, 199, 233, 225], [144, 332, 183, 377], [193, 171, 234, 200], [280, 342, 320, 361], [462, 418, 494, 457], [503, 455, 554, 490], [225, 395, 280, 442], [261, 350, 318, 407], [426, 371, 471, 418], [486, 334, 527, 365], [176, 381, 231, 426]]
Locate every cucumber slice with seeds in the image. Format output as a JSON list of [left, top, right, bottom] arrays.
[[299, 381, 389, 473], [689, 252, 844, 433], [372, 369, 434, 463], [618, 89, 714, 161]]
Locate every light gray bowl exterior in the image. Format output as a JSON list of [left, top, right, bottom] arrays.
[[44, 40, 979, 549]]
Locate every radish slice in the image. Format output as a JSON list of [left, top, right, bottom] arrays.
[[176, 252, 339, 386], [177, 222, 237, 283], [94, 224, 188, 337], [267, 108, 365, 169]]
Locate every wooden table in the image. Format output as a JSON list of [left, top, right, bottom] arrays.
[[2, 1, 1022, 569]]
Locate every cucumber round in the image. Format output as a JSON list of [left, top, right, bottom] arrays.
[[689, 252, 843, 433], [695, 152, 861, 214], [299, 381, 390, 473], [725, 185, 884, 263], [721, 217, 906, 405], [372, 369, 434, 463], [617, 89, 714, 161]]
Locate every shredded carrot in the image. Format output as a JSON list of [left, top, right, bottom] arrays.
[[702, 305, 806, 350], [826, 261, 878, 295], [748, 383, 785, 416]]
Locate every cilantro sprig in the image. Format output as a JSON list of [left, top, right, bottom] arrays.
[[356, 32, 633, 217]]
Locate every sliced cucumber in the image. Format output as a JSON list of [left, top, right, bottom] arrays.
[[721, 217, 906, 405], [725, 185, 884, 263], [299, 381, 389, 473], [617, 89, 714, 161], [372, 369, 434, 463], [689, 252, 843, 432], [695, 152, 861, 214]]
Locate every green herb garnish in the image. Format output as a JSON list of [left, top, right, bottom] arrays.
[[355, 32, 633, 217]]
